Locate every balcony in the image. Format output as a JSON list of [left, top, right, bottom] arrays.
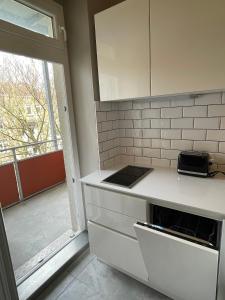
[[0, 140, 75, 283]]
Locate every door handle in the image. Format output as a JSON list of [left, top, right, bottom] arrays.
[[136, 222, 215, 248]]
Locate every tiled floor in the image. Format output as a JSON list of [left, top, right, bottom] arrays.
[[37, 250, 170, 300]]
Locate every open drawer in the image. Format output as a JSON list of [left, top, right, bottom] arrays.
[[134, 221, 219, 300]]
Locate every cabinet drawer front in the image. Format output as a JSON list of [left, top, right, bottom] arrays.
[[134, 223, 218, 300], [88, 221, 148, 281], [86, 204, 137, 238], [84, 185, 147, 221]]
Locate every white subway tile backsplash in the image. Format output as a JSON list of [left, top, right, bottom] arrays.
[[151, 100, 170, 108], [95, 92, 225, 169], [119, 101, 132, 110], [101, 121, 113, 132], [161, 107, 182, 118], [183, 106, 207, 117], [152, 158, 170, 167], [114, 138, 120, 147], [119, 129, 126, 137], [107, 111, 118, 120], [96, 111, 107, 122], [120, 147, 127, 154], [134, 119, 150, 128], [171, 118, 193, 129], [95, 101, 101, 112], [120, 154, 135, 164], [126, 147, 142, 156], [142, 109, 160, 119], [208, 105, 225, 117], [125, 110, 141, 120], [134, 139, 151, 148], [161, 129, 182, 140], [133, 100, 150, 109], [125, 129, 142, 138], [134, 156, 151, 166], [100, 151, 109, 162], [151, 119, 170, 128], [103, 158, 116, 169], [143, 148, 161, 158], [161, 149, 180, 160], [143, 129, 160, 139], [111, 102, 119, 110], [207, 130, 225, 141], [112, 120, 119, 129], [107, 130, 118, 140], [194, 118, 219, 129], [118, 111, 125, 119], [102, 140, 114, 151], [222, 93, 225, 104], [219, 142, 225, 153], [221, 118, 225, 129], [171, 97, 194, 107], [170, 160, 178, 168], [120, 138, 133, 147], [119, 120, 133, 128], [100, 102, 112, 111], [216, 164, 225, 172], [171, 140, 193, 151], [97, 122, 102, 133], [193, 141, 218, 153], [182, 129, 206, 140], [195, 93, 222, 105], [211, 153, 225, 164], [98, 132, 108, 143], [152, 139, 170, 149]]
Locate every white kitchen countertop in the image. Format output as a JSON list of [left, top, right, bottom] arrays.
[[81, 165, 225, 220]]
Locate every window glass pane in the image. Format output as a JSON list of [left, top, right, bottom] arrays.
[[0, 0, 54, 38]]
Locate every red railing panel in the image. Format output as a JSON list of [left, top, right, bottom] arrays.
[[0, 163, 19, 207], [18, 150, 66, 198]]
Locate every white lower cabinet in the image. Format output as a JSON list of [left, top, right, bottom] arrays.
[[84, 185, 147, 221], [86, 204, 138, 238], [134, 223, 218, 300], [88, 221, 148, 281]]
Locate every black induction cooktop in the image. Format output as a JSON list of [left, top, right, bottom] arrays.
[[102, 165, 153, 188]]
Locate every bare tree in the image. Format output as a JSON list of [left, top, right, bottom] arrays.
[[0, 54, 61, 163]]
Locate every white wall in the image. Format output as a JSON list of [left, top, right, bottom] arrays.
[[63, 0, 100, 177]]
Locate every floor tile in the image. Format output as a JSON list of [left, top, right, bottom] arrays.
[[76, 258, 170, 300], [35, 271, 74, 300], [57, 278, 102, 300], [37, 252, 171, 300]]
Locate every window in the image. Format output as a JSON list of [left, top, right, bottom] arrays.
[[26, 105, 32, 116], [0, 0, 54, 38], [0, 140, 6, 149]]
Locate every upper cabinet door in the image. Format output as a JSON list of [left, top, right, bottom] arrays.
[[95, 0, 150, 101], [150, 0, 225, 96]]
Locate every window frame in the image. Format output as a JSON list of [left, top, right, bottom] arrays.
[[0, 0, 66, 63], [0, 0, 86, 232]]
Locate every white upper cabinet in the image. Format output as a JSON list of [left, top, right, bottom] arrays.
[[150, 0, 225, 96], [95, 0, 150, 101]]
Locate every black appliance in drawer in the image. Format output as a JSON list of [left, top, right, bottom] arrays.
[[142, 205, 221, 250]]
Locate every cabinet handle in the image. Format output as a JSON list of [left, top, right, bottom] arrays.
[[137, 222, 214, 248]]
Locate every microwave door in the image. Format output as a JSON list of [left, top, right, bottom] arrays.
[[134, 222, 218, 300]]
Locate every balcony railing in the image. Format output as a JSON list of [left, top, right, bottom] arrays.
[[0, 140, 66, 208]]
